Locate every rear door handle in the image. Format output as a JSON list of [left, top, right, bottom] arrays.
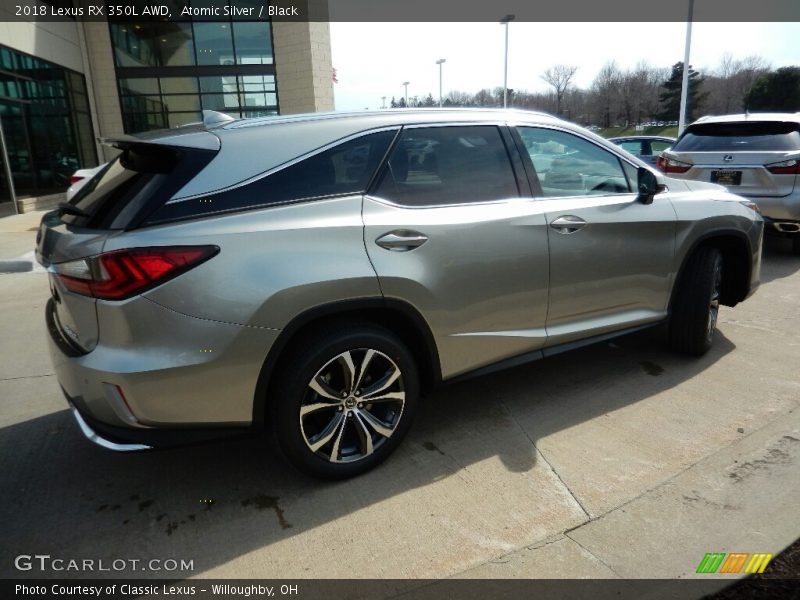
[[375, 230, 428, 251], [550, 215, 586, 234]]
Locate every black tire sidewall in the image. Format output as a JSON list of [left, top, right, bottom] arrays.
[[272, 325, 419, 480]]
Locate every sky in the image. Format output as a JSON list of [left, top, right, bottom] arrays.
[[329, 22, 800, 111]]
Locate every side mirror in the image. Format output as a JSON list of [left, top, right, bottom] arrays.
[[637, 167, 658, 205]]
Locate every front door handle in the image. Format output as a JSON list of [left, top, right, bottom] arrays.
[[550, 215, 587, 234], [375, 230, 428, 252]]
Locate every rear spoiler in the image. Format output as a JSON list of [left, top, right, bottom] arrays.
[[98, 127, 221, 153]]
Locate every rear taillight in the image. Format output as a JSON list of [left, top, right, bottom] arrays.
[[69, 175, 86, 185], [54, 246, 219, 300], [655, 155, 692, 174], [765, 159, 800, 175]]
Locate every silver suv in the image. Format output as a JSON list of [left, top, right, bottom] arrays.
[[658, 113, 800, 253], [37, 109, 763, 479]]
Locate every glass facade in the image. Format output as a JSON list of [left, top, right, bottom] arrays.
[[0, 45, 97, 200], [110, 15, 277, 133]]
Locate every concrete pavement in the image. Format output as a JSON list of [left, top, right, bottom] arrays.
[[0, 210, 798, 588]]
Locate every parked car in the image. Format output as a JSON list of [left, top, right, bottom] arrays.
[[609, 135, 676, 167], [657, 113, 800, 253], [37, 109, 763, 479], [66, 164, 106, 201]]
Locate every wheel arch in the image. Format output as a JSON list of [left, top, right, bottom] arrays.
[[669, 229, 754, 313], [252, 298, 441, 427]]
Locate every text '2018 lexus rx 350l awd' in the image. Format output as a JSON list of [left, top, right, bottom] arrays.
[[37, 109, 763, 479]]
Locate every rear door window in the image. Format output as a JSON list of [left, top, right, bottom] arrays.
[[673, 122, 800, 151], [147, 129, 396, 224], [371, 125, 519, 206]]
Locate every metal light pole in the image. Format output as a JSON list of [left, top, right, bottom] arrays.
[[436, 59, 446, 107], [381, 96, 386, 109], [402, 81, 409, 107], [678, 0, 694, 135], [500, 14, 515, 109]]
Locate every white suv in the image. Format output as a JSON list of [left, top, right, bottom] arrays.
[[657, 113, 800, 253]]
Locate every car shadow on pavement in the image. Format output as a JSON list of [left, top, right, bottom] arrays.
[[0, 325, 736, 579]]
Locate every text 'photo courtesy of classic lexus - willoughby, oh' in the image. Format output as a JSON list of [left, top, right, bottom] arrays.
[[37, 108, 763, 479]]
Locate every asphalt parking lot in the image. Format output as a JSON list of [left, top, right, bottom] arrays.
[[1, 211, 799, 588]]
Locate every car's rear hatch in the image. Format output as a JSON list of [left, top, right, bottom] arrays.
[[665, 121, 800, 198], [36, 129, 219, 354]]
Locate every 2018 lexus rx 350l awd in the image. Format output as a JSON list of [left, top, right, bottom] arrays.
[[37, 109, 763, 479]]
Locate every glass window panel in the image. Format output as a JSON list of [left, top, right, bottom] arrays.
[[373, 126, 519, 206], [167, 112, 202, 128], [154, 22, 195, 67], [201, 94, 233, 111], [163, 95, 201, 112], [111, 23, 159, 67], [193, 22, 234, 66], [159, 77, 198, 95], [120, 78, 160, 96], [0, 47, 15, 70], [232, 21, 273, 65], [517, 127, 631, 197], [70, 92, 89, 112], [122, 95, 165, 113]]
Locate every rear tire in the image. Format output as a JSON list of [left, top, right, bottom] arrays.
[[669, 247, 723, 356], [271, 322, 419, 480], [792, 236, 800, 256]]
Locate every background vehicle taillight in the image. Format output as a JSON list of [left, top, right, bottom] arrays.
[[765, 159, 800, 175], [68, 175, 85, 185], [655, 156, 691, 174], [55, 246, 219, 300]]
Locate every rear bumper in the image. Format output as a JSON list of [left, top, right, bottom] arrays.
[[64, 386, 250, 450], [45, 295, 279, 439]]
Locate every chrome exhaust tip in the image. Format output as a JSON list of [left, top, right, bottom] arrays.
[[773, 222, 800, 234]]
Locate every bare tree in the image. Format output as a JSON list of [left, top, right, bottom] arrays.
[[706, 53, 771, 114], [591, 61, 622, 128], [541, 64, 578, 115]]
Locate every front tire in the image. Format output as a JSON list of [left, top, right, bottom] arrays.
[[271, 322, 419, 480], [669, 247, 723, 356]]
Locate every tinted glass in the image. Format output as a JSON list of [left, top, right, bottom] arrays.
[[650, 140, 673, 154], [147, 130, 396, 224], [372, 126, 518, 207], [518, 127, 631, 197], [193, 22, 234, 66], [64, 144, 215, 229], [674, 122, 800, 151], [616, 140, 644, 155]]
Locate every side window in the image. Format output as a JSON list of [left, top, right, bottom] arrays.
[[617, 140, 643, 155], [146, 130, 396, 223], [518, 127, 632, 198], [650, 140, 673, 154], [372, 126, 519, 206]]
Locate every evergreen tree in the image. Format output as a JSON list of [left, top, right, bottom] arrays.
[[745, 67, 800, 111], [657, 62, 707, 121]]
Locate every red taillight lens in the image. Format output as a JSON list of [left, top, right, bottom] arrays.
[[765, 159, 800, 175], [69, 175, 86, 185], [56, 246, 218, 300], [655, 155, 691, 173]]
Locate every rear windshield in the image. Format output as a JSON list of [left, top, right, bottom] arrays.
[[673, 122, 800, 152], [63, 144, 215, 229]]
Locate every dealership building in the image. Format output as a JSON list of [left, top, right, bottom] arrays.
[[0, 10, 334, 215]]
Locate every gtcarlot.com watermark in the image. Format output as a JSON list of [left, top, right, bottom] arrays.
[[14, 554, 194, 573]]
